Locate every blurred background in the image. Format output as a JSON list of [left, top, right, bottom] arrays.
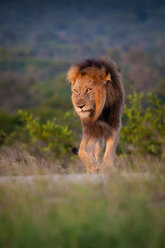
[[0, 0, 165, 166]]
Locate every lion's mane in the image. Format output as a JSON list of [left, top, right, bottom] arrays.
[[67, 58, 125, 139]]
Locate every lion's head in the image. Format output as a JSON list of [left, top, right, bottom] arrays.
[[67, 59, 115, 122]]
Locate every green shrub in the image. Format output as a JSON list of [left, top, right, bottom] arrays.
[[120, 91, 165, 157], [18, 110, 74, 159], [0, 110, 22, 145], [17, 90, 165, 159]]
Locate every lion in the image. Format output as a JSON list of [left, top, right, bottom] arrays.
[[67, 58, 125, 173]]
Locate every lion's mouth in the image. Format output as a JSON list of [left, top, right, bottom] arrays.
[[78, 109, 93, 114], [76, 108, 93, 118]]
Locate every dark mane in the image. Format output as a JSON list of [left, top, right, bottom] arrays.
[[79, 58, 125, 137], [76, 58, 119, 76]]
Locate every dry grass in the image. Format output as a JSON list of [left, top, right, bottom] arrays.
[[0, 145, 84, 176], [0, 145, 164, 176], [0, 146, 165, 248]]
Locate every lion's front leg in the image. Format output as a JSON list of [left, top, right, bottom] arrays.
[[93, 139, 105, 162], [100, 129, 120, 173], [78, 135, 100, 174]]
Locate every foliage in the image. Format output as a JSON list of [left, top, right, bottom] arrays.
[[1, 90, 164, 159], [120, 90, 165, 157], [0, 110, 21, 145], [18, 110, 74, 159]]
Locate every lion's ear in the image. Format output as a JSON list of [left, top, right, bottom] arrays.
[[67, 66, 79, 85], [106, 73, 111, 81], [102, 73, 111, 85]]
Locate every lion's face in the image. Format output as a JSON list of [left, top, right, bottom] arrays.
[[71, 74, 106, 120]]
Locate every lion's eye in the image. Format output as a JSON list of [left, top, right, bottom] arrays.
[[86, 88, 92, 93], [74, 89, 78, 94]]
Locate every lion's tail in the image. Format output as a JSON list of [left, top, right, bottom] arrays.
[[72, 147, 78, 155]]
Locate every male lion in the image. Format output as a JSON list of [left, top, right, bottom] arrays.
[[67, 58, 124, 173]]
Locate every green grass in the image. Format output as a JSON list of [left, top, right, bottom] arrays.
[[0, 155, 165, 248]]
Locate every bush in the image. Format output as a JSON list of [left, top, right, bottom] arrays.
[[17, 90, 165, 159], [0, 110, 22, 145], [18, 110, 74, 160], [120, 90, 165, 157]]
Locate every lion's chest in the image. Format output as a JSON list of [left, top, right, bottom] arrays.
[[82, 120, 113, 139]]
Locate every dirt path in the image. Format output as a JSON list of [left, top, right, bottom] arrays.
[[0, 173, 153, 184]]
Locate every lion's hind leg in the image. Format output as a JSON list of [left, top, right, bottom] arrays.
[[78, 136, 100, 174]]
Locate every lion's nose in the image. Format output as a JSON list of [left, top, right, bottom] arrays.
[[77, 104, 86, 109]]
